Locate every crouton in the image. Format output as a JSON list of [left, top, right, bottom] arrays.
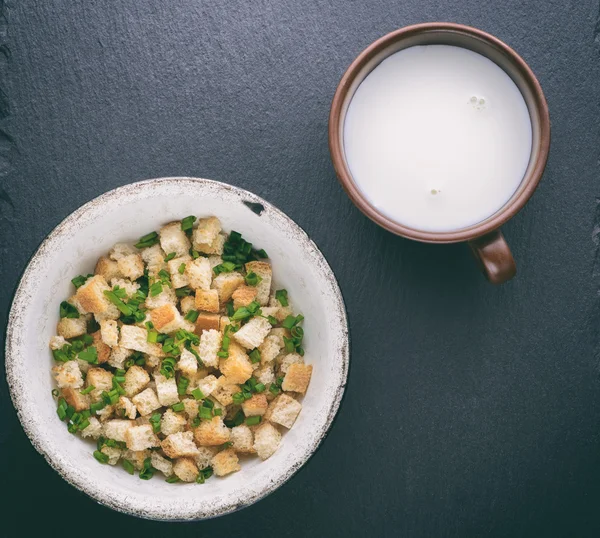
[[211, 448, 240, 477], [121, 449, 151, 470], [52, 361, 84, 389], [230, 425, 255, 454], [245, 261, 272, 305], [264, 394, 302, 428], [161, 431, 200, 458], [159, 222, 191, 258], [259, 334, 284, 364], [132, 387, 161, 416], [117, 254, 145, 281], [67, 295, 88, 315], [81, 417, 102, 439], [86, 366, 113, 394], [141, 243, 167, 276], [232, 286, 258, 310], [177, 348, 198, 377], [108, 346, 132, 369], [208, 255, 223, 269], [219, 316, 231, 334], [186, 257, 212, 291], [167, 255, 191, 289], [124, 424, 160, 451], [198, 329, 221, 368], [193, 416, 230, 446], [56, 316, 88, 339], [253, 363, 275, 386], [194, 446, 219, 470], [192, 375, 218, 398], [161, 409, 187, 436], [282, 363, 313, 394], [61, 387, 90, 412], [219, 343, 253, 384], [212, 377, 241, 406], [173, 457, 199, 482], [150, 304, 184, 333], [269, 295, 294, 323], [75, 275, 117, 316], [195, 313, 221, 336], [119, 325, 165, 357], [123, 365, 150, 397], [181, 398, 200, 419], [100, 445, 122, 465], [103, 419, 135, 442], [145, 354, 161, 369], [194, 231, 226, 255], [253, 422, 281, 460], [179, 295, 196, 314], [151, 452, 173, 477], [117, 396, 137, 420], [110, 278, 140, 298], [241, 393, 268, 417], [212, 272, 244, 303], [233, 317, 271, 349], [109, 243, 136, 260], [49, 335, 68, 350], [91, 330, 111, 364], [144, 284, 177, 309], [194, 289, 219, 313], [96, 405, 115, 422], [278, 352, 304, 374], [154, 373, 179, 406], [95, 256, 122, 282], [99, 319, 119, 347], [192, 217, 221, 246]]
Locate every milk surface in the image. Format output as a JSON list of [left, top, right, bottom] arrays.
[[343, 45, 533, 232]]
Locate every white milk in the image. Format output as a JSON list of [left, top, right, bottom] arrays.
[[343, 45, 533, 232]]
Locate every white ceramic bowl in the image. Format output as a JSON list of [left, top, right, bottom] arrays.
[[5, 177, 349, 520]]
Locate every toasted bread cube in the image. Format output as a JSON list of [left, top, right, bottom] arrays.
[[265, 394, 302, 428], [241, 393, 268, 416], [110, 277, 140, 298], [86, 367, 113, 401], [117, 396, 137, 420], [125, 424, 160, 451], [233, 317, 271, 350], [192, 217, 221, 246], [103, 419, 135, 442], [117, 254, 144, 281], [230, 424, 255, 454], [173, 457, 199, 482], [61, 387, 90, 412], [159, 221, 191, 258], [193, 416, 230, 446], [123, 365, 150, 397], [181, 398, 200, 419], [109, 243, 136, 260], [49, 335, 68, 350], [154, 373, 179, 406], [254, 363, 275, 387], [195, 289, 220, 313], [67, 294, 88, 315], [167, 255, 191, 289], [212, 272, 244, 303], [52, 361, 83, 389], [194, 232, 226, 255], [150, 452, 173, 477], [194, 313, 220, 335], [144, 285, 177, 309], [96, 405, 115, 422], [212, 377, 241, 406], [141, 243, 167, 276], [150, 304, 184, 333], [91, 330, 111, 364], [198, 328, 221, 368], [219, 343, 253, 384], [99, 319, 119, 347], [282, 363, 313, 394], [100, 445, 122, 465], [161, 431, 200, 458], [211, 448, 240, 477], [193, 374, 219, 398], [56, 316, 88, 339], [179, 295, 196, 314], [232, 286, 258, 310], [177, 348, 198, 377], [245, 261, 272, 305], [122, 449, 151, 470], [161, 409, 187, 436], [186, 257, 212, 291], [81, 417, 102, 439], [253, 422, 281, 460], [119, 325, 165, 357], [95, 256, 122, 281], [194, 446, 219, 470], [108, 346, 132, 369], [132, 388, 161, 416], [75, 275, 117, 316], [278, 352, 304, 375], [259, 334, 284, 364]]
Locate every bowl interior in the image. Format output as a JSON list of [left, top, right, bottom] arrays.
[[6, 177, 349, 520]]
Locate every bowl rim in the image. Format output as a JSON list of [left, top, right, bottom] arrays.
[[5, 176, 350, 521]]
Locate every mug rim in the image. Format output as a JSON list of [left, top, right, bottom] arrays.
[[328, 22, 551, 244]]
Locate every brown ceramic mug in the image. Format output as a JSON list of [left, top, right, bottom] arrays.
[[329, 23, 550, 284]]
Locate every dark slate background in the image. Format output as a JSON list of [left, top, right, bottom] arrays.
[[1, 0, 600, 536]]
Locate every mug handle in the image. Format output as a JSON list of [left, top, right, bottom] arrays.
[[468, 230, 516, 284]]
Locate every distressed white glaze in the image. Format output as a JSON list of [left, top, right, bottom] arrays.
[[5, 177, 349, 521]]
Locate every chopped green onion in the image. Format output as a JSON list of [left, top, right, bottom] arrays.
[[249, 349, 261, 364], [160, 358, 177, 378], [134, 231, 159, 249], [282, 315, 298, 329], [71, 274, 93, 288], [178, 263, 186, 275], [225, 301, 234, 317], [80, 384, 95, 395], [291, 326, 304, 339], [217, 351, 229, 358], [203, 399, 214, 409], [103, 290, 133, 316], [122, 459, 135, 475], [232, 392, 245, 405], [166, 475, 180, 483], [171, 402, 185, 412], [164, 252, 176, 262], [51, 388, 60, 397], [59, 301, 80, 319], [213, 261, 237, 275], [147, 329, 158, 343], [275, 289, 289, 307], [57, 405, 67, 420], [184, 310, 199, 322], [191, 388, 205, 401], [181, 215, 196, 234], [224, 410, 245, 428], [255, 249, 268, 259], [93, 450, 109, 464], [158, 269, 170, 281], [149, 413, 162, 433], [244, 271, 262, 286], [213, 408, 222, 416], [149, 282, 163, 297], [254, 383, 265, 393], [297, 346, 305, 356], [199, 406, 212, 420], [189, 248, 201, 259], [90, 401, 106, 414], [78, 419, 90, 431], [267, 315, 278, 325], [283, 336, 295, 353], [139, 458, 155, 480], [78, 346, 98, 364], [175, 286, 193, 298], [191, 416, 201, 428], [177, 376, 190, 395], [246, 416, 261, 426], [145, 321, 154, 330]]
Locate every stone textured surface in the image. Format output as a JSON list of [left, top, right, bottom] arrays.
[[1, 0, 600, 536]]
